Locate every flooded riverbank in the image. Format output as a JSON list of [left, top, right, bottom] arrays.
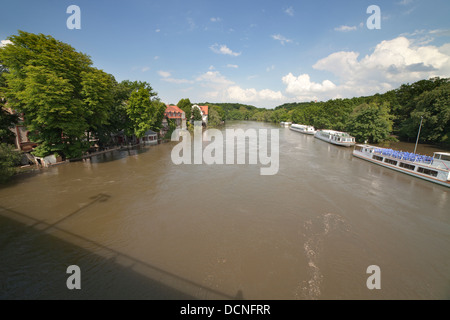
[[1, 121, 449, 299]]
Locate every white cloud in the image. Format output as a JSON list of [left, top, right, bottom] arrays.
[[334, 25, 357, 32], [155, 29, 160, 33], [266, 65, 275, 72], [397, 0, 413, 5], [209, 65, 215, 70], [158, 70, 171, 78], [141, 67, 150, 72], [210, 44, 241, 56], [285, 6, 294, 16], [192, 70, 285, 105], [0, 40, 12, 47], [281, 36, 450, 102], [154, 56, 159, 60], [227, 64, 239, 69], [282, 73, 336, 100], [210, 17, 222, 22], [313, 36, 450, 84], [227, 86, 285, 102], [271, 34, 292, 45]]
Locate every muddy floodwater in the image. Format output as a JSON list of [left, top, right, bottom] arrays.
[[0, 121, 449, 299]]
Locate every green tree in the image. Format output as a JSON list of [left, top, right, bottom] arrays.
[[0, 143, 21, 183], [208, 104, 225, 121], [192, 106, 203, 121], [207, 108, 222, 127], [80, 68, 114, 134], [126, 87, 164, 138], [0, 31, 94, 158], [164, 118, 177, 139], [0, 107, 18, 144], [399, 83, 450, 144], [346, 102, 394, 143], [178, 98, 192, 120]]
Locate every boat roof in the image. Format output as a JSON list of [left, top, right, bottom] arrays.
[[355, 144, 376, 148], [434, 152, 450, 156]]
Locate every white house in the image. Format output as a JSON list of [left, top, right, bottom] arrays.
[[191, 105, 209, 125]]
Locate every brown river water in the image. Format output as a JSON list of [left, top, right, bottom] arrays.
[[0, 121, 449, 299]]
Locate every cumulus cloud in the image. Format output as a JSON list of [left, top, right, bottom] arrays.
[[282, 73, 336, 100], [227, 86, 285, 102], [271, 34, 292, 45], [0, 40, 12, 47], [192, 70, 285, 105], [313, 36, 449, 84], [281, 36, 450, 102], [210, 44, 241, 56]]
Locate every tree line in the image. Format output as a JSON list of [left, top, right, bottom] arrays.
[[0, 31, 167, 161], [202, 78, 450, 147], [1, 31, 449, 182]]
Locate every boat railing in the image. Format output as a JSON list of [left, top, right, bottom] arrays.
[[374, 148, 434, 165]]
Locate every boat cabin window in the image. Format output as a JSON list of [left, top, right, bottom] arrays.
[[355, 146, 363, 152], [373, 155, 383, 161], [399, 163, 415, 170], [434, 154, 450, 161], [417, 167, 438, 177], [385, 159, 398, 165]]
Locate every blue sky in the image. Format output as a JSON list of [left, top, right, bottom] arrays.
[[1, 0, 450, 108]]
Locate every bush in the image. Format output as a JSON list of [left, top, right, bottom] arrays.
[[0, 143, 21, 183]]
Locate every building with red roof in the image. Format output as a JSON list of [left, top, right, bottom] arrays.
[[164, 105, 186, 128], [192, 105, 209, 125]]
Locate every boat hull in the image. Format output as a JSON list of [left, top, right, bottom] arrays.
[[353, 149, 450, 188], [314, 132, 355, 147], [289, 127, 315, 135]]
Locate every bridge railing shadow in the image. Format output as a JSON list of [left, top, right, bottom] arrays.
[[0, 194, 242, 300]]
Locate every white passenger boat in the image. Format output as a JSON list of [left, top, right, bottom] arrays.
[[314, 130, 356, 147], [353, 144, 450, 188], [280, 121, 292, 127], [290, 124, 316, 135]]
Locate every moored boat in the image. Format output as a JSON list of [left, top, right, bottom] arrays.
[[314, 130, 356, 147], [290, 124, 316, 135], [280, 121, 292, 127], [353, 144, 450, 187]]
